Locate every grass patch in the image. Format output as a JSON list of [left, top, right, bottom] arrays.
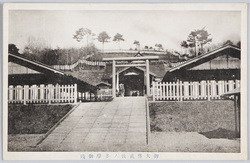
[[149, 101, 235, 134], [8, 134, 44, 151], [8, 104, 73, 134]]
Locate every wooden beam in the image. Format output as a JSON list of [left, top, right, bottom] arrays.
[[146, 59, 150, 96], [112, 60, 116, 98], [116, 72, 119, 91], [103, 56, 159, 61], [115, 64, 146, 67]]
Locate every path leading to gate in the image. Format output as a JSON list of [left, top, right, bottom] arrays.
[[39, 97, 147, 151]]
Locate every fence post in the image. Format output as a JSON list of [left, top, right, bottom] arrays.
[[207, 80, 210, 101], [40, 84, 45, 103], [17, 85, 23, 103], [236, 80, 240, 88], [166, 82, 169, 100], [228, 80, 234, 91], [159, 82, 162, 100], [23, 85, 29, 105], [180, 81, 183, 101], [48, 84, 52, 104], [74, 84, 77, 103], [200, 81, 205, 99], [152, 82, 155, 101], [176, 81, 179, 101], [163, 82, 166, 100], [183, 82, 188, 100], [8, 85, 14, 103]]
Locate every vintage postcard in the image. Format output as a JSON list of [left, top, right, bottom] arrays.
[[2, 3, 248, 160]]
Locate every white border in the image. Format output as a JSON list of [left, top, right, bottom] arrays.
[[2, 3, 248, 160]]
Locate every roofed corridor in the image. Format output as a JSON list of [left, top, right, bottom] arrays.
[[39, 97, 146, 151]]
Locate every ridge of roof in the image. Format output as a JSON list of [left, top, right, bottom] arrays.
[[109, 66, 156, 77], [95, 82, 111, 87], [168, 44, 240, 73]]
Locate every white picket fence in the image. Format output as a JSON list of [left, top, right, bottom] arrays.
[[152, 80, 240, 101], [97, 89, 112, 100], [8, 84, 77, 104], [78, 89, 112, 101], [53, 59, 106, 71]]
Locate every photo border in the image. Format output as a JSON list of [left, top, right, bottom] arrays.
[[2, 2, 248, 160]]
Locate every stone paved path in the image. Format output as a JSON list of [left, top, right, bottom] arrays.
[[39, 97, 146, 151]]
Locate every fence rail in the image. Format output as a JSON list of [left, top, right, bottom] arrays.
[[8, 84, 77, 104], [152, 80, 240, 101], [53, 59, 106, 71]]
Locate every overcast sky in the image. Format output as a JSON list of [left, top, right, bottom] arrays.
[[9, 10, 241, 52]]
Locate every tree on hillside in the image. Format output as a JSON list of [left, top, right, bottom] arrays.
[[113, 33, 125, 50], [236, 41, 241, 48], [41, 49, 59, 65], [97, 31, 111, 52], [180, 41, 188, 48], [23, 36, 49, 55], [180, 41, 189, 55], [183, 27, 212, 56], [133, 40, 140, 50], [22, 36, 51, 62], [73, 28, 95, 46], [223, 40, 233, 46], [155, 44, 163, 51], [9, 44, 19, 54]]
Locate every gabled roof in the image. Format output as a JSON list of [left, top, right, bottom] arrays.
[[103, 61, 166, 79], [9, 52, 65, 75], [168, 44, 240, 73], [134, 52, 143, 57], [8, 52, 97, 91], [114, 66, 156, 77]]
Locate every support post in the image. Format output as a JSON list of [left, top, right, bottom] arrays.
[[146, 59, 150, 96], [112, 60, 116, 98], [152, 82, 155, 101], [116, 72, 119, 91]]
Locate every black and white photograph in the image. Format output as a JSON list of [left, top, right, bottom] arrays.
[[2, 3, 248, 160]]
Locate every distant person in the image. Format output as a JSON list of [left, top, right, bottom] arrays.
[[119, 84, 125, 97]]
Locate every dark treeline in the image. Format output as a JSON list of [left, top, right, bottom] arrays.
[[9, 43, 101, 66]]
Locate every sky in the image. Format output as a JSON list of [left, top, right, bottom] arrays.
[[9, 10, 241, 52]]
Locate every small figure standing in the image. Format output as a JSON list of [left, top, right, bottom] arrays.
[[119, 84, 125, 97]]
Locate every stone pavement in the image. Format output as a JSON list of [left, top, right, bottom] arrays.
[[39, 97, 147, 151]]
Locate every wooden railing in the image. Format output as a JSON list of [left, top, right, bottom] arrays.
[[8, 84, 77, 104], [53, 59, 106, 71], [97, 89, 112, 99], [152, 80, 240, 101], [78, 89, 112, 101]]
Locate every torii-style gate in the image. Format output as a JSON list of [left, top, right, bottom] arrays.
[[103, 56, 159, 98]]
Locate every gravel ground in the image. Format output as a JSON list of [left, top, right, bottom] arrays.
[[8, 132, 240, 152], [149, 132, 240, 152]]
